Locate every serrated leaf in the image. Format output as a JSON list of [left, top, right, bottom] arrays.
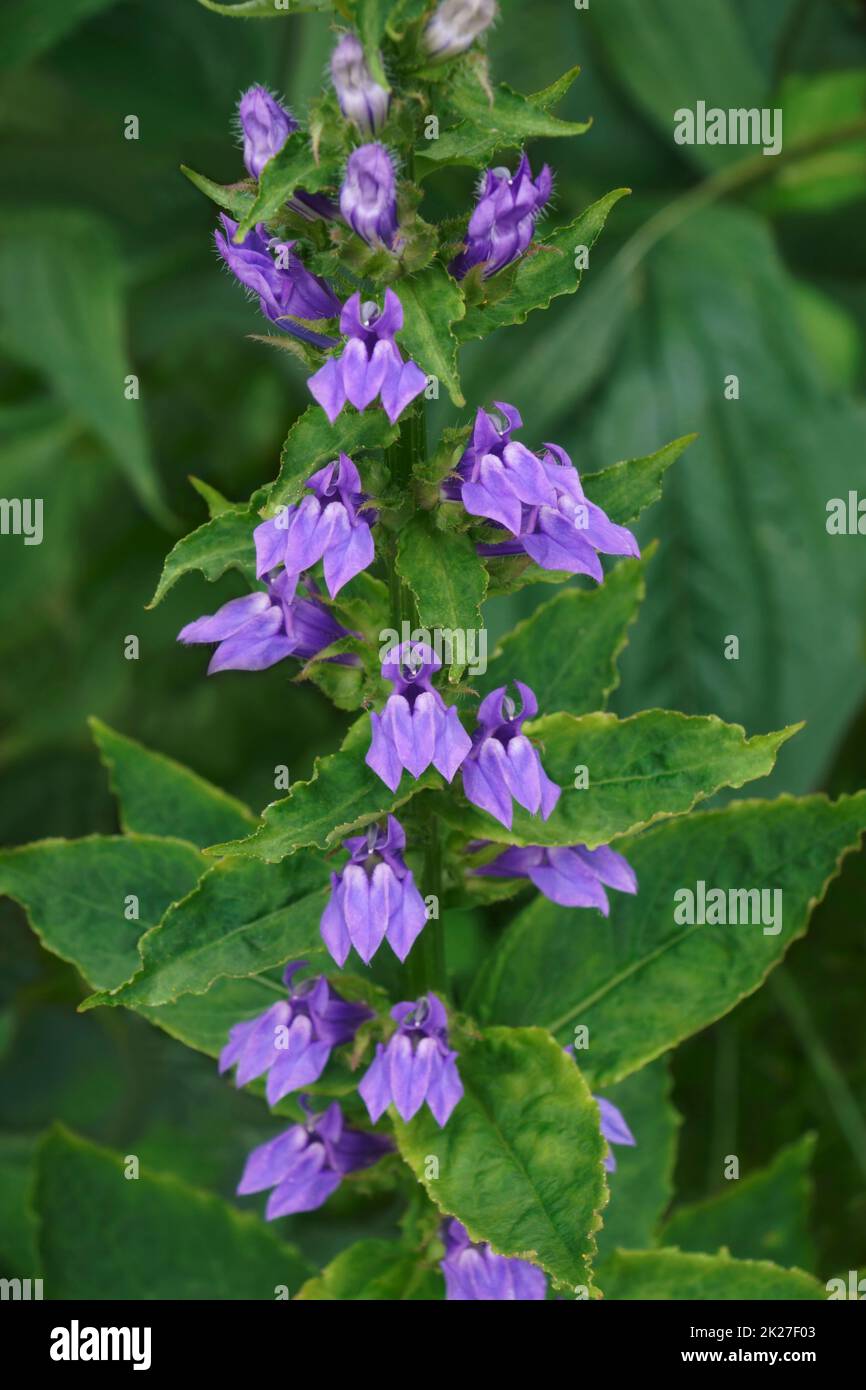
[[267, 406, 398, 511], [89, 718, 256, 848], [138, 975, 298, 1060], [393, 1026, 607, 1289], [454, 189, 628, 343], [661, 1134, 817, 1271], [148, 506, 257, 607], [418, 72, 590, 171], [85, 853, 328, 1010], [396, 514, 487, 678], [480, 552, 649, 715], [236, 130, 340, 240], [392, 265, 465, 407], [582, 435, 695, 526], [208, 715, 440, 862], [470, 793, 866, 1087], [36, 1126, 310, 1299], [598, 1248, 823, 1301], [297, 1238, 442, 1299], [0, 836, 205, 992], [441, 710, 799, 849], [595, 1057, 681, 1261], [181, 164, 254, 219]]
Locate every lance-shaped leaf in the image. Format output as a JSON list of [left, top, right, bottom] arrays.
[[396, 514, 487, 678], [181, 165, 254, 220], [661, 1134, 817, 1272], [393, 264, 465, 407], [480, 552, 649, 716], [443, 710, 799, 848], [417, 69, 590, 172], [582, 434, 696, 526], [84, 853, 328, 1010], [297, 1239, 443, 1300], [455, 189, 629, 343], [597, 1248, 823, 1301], [208, 715, 440, 862], [0, 836, 205, 992], [235, 130, 341, 240], [89, 717, 256, 848], [393, 1026, 607, 1290], [469, 792, 866, 1087], [36, 1127, 311, 1299], [266, 405, 398, 511], [137, 975, 295, 1060], [148, 505, 257, 608], [594, 1057, 681, 1261]]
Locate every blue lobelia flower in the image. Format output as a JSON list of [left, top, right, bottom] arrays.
[[307, 289, 427, 424], [214, 215, 339, 346], [366, 641, 471, 793], [475, 841, 637, 912], [461, 682, 560, 829], [237, 1097, 392, 1219], [253, 453, 375, 599], [449, 154, 551, 280], [320, 816, 428, 967], [423, 0, 498, 63], [340, 142, 399, 248], [360, 993, 463, 1126], [237, 85, 297, 179], [440, 1219, 546, 1300], [331, 33, 390, 137], [177, 572, 353, 675], [219, 961, 372, 1105]]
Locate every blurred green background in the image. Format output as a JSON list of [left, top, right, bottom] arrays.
[[1, 0, 865, 1284]]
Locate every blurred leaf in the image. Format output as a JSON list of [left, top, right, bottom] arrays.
[[763, 71, 866, 212], [594, 1058, 681, 1261], [0, 0, 122, 71], [470, 792, 866, 1087], [598, 1248, 823, 1300], [36, 1126, 311, 1298], [297, 1238, 443, 1299], [0, 1135, 41, 1278], [790, 280, 861, 392], [662, 1133, 816, 1271], [393, 1027, 607, 1290], [197, 0, 333, 14], [393, 264, 465, 407]]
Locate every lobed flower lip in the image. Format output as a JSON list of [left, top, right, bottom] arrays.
[[307, 289, 427, 425], [440, 1217, 547, 1300], [214, 214, 339, 347], [319, 814, 429, 967], [365, 641, 472, 792], [461, 681, 561, 829], [476, 841, 638, 913], [359, 992, 464, 1127]]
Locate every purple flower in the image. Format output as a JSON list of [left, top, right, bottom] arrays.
[[331, 32, 390, 136], [253, 454, 375, 599], [462, 683, 560, 829], [360, 993, 463, 1126], [177, 571, 352, 675], [340, 143, 399, 248], [237, 1097, 392, 1220], [423, 0, 498, 63], [366, 641, 472, 793], [320, 816, 428, 966], [450, 154, 552, 280], [596, 1095, 636, 1173], [215, 214, 339, 346], [447, 403, 640, 579], [476, 842, 637, 913], [219, 961, 372, 1105], [308, 289, 427, 425], [238, 85, 297, 179], [440, 1219, 546, 1300]]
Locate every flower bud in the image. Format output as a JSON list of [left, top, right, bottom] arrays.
[[339, 143, 398, 247], [237, 85, 297, 179], [422, 0, 497, 62], [330, 32, 390, 136]]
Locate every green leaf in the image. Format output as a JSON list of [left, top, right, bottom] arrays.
[[394, 1027, 607, 1290], [85, 853, 328, 1010], [441, 710, 798, 849], [208, 715, 439, 862], [297, 1239, 443, 1300], [598, 1248, 823, 1301], [181, 165, 254, 220], [418, 70, 590, 171], [470, 793, 866, 1087], [89, 718, 257, 848], [455, 189, 629, 343], [236, 130, 341, 240], [661, 1134, 817, 1271], [138, 976, 300, 1060], [267, 405, 398, 511], [595, 1058, 681, 1261], [36, 1126, 310, 1299], [582, 435, 696, 526], [762, 72, 866, 213], [392, 265, 465, 407], [147, 505, 257, 607], [0, 836, 205, 993], [0, 210, 170, 524], [396, 514, 487, 678], [0, 1136, 41, 1278], [197, 0, 333, 15], [347, 1, 390, 89], [480, 552, 649, 715]]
